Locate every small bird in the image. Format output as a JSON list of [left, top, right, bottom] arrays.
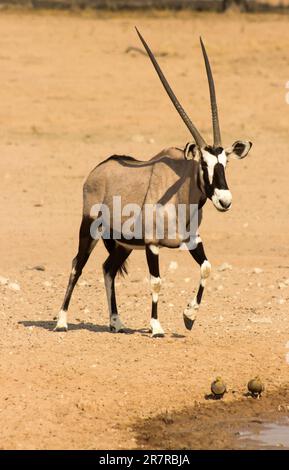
[[247, 376, 264, 398], [211, 376, 227, 399]]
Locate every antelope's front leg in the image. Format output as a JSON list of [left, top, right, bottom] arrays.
[[146, 245, 164, 338], [183, 238, 211, 330]]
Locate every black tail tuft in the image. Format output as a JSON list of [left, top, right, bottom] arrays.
[[102, 239, 129, 277], [118, 260, 128, 277]]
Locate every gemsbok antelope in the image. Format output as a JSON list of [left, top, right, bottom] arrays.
[[54, 29, 252, 337]]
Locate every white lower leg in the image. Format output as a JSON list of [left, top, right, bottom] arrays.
[[183, 298, 199, 321], [183, 260, 211, 321], [150, 318, 164, 337], [54, 309, 68, 331], [110, 313, 126, 332], [150, 275, 164, 337]]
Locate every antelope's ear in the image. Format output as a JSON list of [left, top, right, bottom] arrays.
[[225, 140, 252, 160], [184, 142, 201, 160]]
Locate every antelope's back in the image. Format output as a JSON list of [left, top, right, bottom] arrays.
[[83, 155, 153, 218]]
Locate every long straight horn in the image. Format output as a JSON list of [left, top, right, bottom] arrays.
[[136, 27, 206, 148], [200, 37, 221, 148]]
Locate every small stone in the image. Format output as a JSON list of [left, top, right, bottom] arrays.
[[168, 261, 178, 271], [217, 262, 232, 272], [217, 285, 224, 291], [278, 282, 286, 289], [253, 268, 263, 274], [0, 276, 8, 286], [249, 316, 272, 324], [184, 277, 190, 283], [131, 134, 145, 143], [31, 265, 45, 271], [162, 411, 174, 425], [284, 279, 289, 286], [8, 282, 20, 291], [277, 298, 285, 305], [43, 281, 52, 287]]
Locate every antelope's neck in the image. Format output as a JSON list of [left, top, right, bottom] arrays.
[[197, 161, 207, 207]]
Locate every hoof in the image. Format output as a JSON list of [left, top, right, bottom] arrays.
[[54, 324, 68, 332], [150, 319, 165, 338], [109, 315, 126, 333], [183, 314, 195, 331], [151, 332, 165, 339], [54, 310, 67, 332], [109, 325, 125, 333]]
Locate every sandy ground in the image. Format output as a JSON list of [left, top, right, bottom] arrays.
[[0, 9, 288, 450], [135, 387, 289, 449]]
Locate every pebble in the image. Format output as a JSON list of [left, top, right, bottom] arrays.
[[162, 411, 174, 425], [217, 285, 224, 291], [31, 265, 45, 271], [131, 134, 145, 143], [8, 282, 20, 291], [0, 276, 8, 286], [217, 262, 232, 272], [277, 298, 285, 305], [168, 261, 178, 271], [184, 277, 190, 283], [278, 282, 286, 289], [43, 281, 52, 287], [253, 268, 263, 274], [249, 316, 272, 324]]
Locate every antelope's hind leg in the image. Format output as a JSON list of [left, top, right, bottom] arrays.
[[102, 242, 132, 333], [183, 238, 211, 330], [146, 245, 164, 338], [54, 217, 98, 331]]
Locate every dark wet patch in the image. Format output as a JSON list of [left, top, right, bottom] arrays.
[[133, 387, 289, 450]]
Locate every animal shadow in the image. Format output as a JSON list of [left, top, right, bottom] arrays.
[[19, 320, 148, 335], [204, 393, 223, 401]]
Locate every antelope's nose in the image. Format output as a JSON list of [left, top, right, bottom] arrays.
[[219, 198, 231, 210], [215, 189, 232, 210]]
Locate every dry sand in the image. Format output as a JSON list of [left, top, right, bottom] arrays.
[[0, 9, 288, 449]]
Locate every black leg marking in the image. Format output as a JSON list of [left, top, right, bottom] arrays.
[[103, 244, 132, 333], [183, 239, 211, 330], [55, 217, 97, 331]]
